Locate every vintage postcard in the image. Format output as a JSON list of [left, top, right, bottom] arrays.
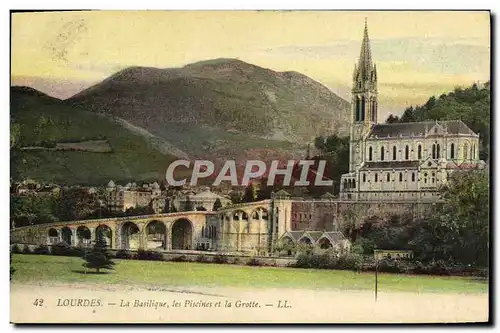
[[9, 10, 490, 324]]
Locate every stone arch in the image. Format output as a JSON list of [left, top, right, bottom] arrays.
[[48, 228, 59, 237], [171, 218, 193, 250], [120, 221, 140, 250], [48, 228, 59, 244], [299, 235, 313, 244], [232, 210, 248, 221], [76, 226, 91, 246], [61, 227, 72, 246], [146, 220, 167, 250], [318, 237, 333, 249], [95, 224, 112, 248]]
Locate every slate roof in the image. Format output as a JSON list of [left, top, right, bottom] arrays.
[[306, 231, 324, 242], [368, 120, 477, 138], [360, 161, 420, 170], [324, 232, 348, 243]]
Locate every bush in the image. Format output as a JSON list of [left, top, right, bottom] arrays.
[[231, 257, 243, 265], [11, 244, 22, 254], [246, 257, 263, 266], [294, 252, 363, 271], [135, 249, 164, 261], [33, 245, 50, 255], [51, 243, 73, 256], [22, 244, 33, 254], [115, 250, 133, 259], [213, 254, 229, 264], [171, 255, 188, 262], [196, 254, 211, 263]]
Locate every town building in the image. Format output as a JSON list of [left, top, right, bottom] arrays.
[[105, 180, 162, 212], [340, 20, 486, 201]]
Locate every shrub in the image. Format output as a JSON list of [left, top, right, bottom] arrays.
[[52, 243, 73, 256], [115, 250, 133, 259], [11, 244, 22, 254], [196, 254, 211, 263], [231, 257, 243, 265], [213, 254, 229, 264], [246, 257, 263, 266], [33, 245, 50, 255], [22, 244, 33, 254], [171, 255, 188, 262], [135, 249, 164, 261]]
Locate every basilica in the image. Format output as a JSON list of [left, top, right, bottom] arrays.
[[340, 21, 485, 201]]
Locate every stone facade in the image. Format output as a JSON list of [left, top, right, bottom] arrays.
[[340, 21, 485, 201], [105, 180, 162, 213]]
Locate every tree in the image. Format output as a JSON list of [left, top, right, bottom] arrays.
[[212, 198, 222, 211], [385, 114, 400, 124], [243, 183, 257, 202], [82, 231, 115, 274], [58, 188, 99, 221]]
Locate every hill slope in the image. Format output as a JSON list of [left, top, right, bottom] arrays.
[[386, 82, 490, 161], [67, 58, 350, 161], [10, 87, 187, 185]]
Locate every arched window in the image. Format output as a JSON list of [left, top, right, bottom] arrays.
[[436, 144, 440, 159], [464, 143, 469, 160], [372, 100, 377, 122], [418, 145, 422, 159], [355, 97, 360, 121], [380, 147, 385, 161], [375, 173, 378, 182], [361, 96, 366, 121], [450, 143, 455, 159], [353, 180, 356, 189], [411, 173, 415, 182], [386, 173, 390, 182], [405, 145, 409, 160], [399, 173, 403, 182], [393, 146, 397, 160], [363, 173, 366, 182], [368, 146, 373, 161], [471, 144, 475, 159], [432, 144, 436, 159]]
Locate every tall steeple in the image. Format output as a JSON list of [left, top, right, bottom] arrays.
[[349, 18, 379, 172], [357, 18, 373, 81]]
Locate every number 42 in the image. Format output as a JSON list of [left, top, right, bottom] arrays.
[[33, 299, 44, 306]]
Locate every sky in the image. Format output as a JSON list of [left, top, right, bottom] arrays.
[[11, 10, 490, 120]]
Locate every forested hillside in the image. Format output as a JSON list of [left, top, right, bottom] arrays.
[[386, 82, 490, 161]]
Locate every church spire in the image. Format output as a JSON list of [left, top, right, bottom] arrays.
[[357, 18, 373, 80]]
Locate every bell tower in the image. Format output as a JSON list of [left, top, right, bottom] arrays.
[[349, 18, 378, 171]]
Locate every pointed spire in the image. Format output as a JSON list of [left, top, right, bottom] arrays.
[[358, 18, 373, 80]]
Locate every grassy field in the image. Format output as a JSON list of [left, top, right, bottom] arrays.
[[11, 254, 487, 294]]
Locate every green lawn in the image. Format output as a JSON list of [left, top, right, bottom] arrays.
[[11, 254, 488, 294]]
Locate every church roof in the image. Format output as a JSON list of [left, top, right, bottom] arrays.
[[361, 161, 420, 170], [368, 120, 477, 138]]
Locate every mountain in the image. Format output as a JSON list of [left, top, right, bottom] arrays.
[[66, 58, 350, 163], [10, 86, 190, 185]]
